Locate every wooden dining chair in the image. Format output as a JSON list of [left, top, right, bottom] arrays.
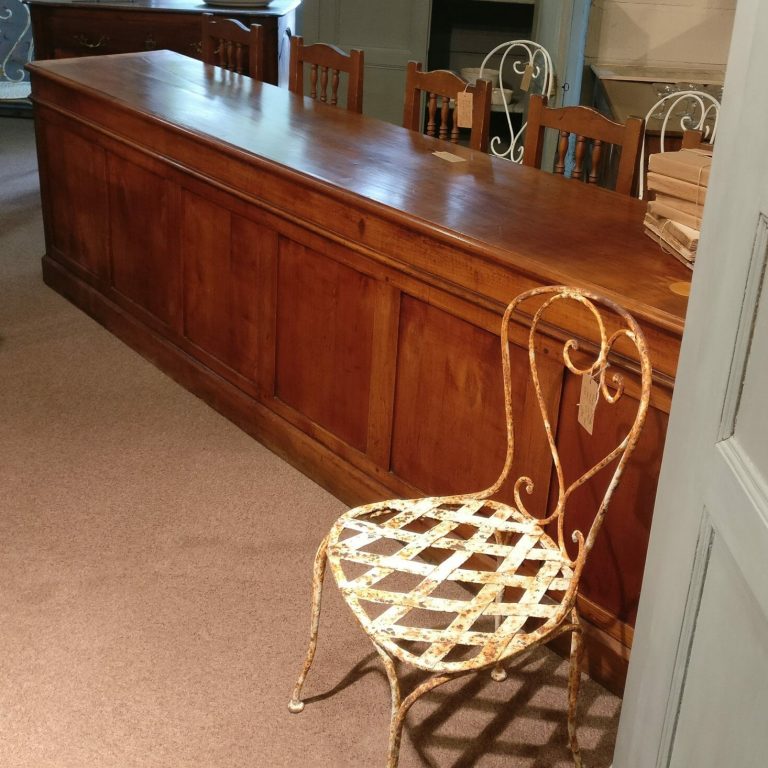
[[289, 285, 652, 768], [288, 35, 364, 113], [681, 129, 717, 151], [201, 13, 262, 79], [402, 61, 492, 152], [523, 94, 644, 196]]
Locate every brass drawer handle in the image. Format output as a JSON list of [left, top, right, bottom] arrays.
[[143, 34, 157, 50], [73, 34, 109, 49]]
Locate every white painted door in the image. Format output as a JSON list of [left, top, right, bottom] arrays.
[[297, 0, 431, 124], [614, 1, 768, 766]]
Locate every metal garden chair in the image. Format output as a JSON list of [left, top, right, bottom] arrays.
[[478, 39, 555, 163], [289, 285, 652, 767], [638, 88, 720, 198]]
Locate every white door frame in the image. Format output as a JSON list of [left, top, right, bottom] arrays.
[[614, 0, 768, 764]]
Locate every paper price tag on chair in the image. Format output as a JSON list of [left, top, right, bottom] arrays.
[[578, 373, 600, 435], [456, 91, 473, 128], [520, 63, 534, 92]]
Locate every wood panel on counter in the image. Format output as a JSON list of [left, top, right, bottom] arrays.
[[28, 50, 691, 695]]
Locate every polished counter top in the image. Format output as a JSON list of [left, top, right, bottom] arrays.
[[28, 50, 690, 333]]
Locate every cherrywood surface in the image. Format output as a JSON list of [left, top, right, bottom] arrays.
[[182, 191, 270, 382], [26, 0, 298, 85], [402, 60, 491, 152], [28, 51, 691, 694], [275, 238, 376, 452], [107, 151, 182, 331], [288, 35, 364, 113], [524, 94, 644, 196], [29, 52, 688, 338]]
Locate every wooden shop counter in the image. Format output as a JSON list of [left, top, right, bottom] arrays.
[[28, 50, 690, 693]]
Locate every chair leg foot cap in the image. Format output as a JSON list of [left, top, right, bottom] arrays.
[[491, 667, 508, 682], [288, 699, 305, 714]]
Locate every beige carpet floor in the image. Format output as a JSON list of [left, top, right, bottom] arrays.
[[0, 115, 621, 767]]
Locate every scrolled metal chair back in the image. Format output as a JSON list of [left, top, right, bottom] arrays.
[[639, 88, 721, 198], [476, 286, 652, 571], [478, 40, 554, 163]]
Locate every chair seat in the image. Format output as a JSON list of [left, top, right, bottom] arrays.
[[327, 496, 575, 674]]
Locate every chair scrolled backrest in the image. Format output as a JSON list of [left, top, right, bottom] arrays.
[[288, 35, 364, 113], [402, 61, 492, 152], [201, 13, 262, 79], [522, 94, 644, 196], [638, 89, 720, 198], [478, 39, 555, 163], [480, 285, 652, 569]]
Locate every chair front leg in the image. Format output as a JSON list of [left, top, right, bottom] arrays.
[[374, 643, 455, 768], [373, 645, 404, 768], [567, 609, 584, 768], [289, 535, 330, 713]]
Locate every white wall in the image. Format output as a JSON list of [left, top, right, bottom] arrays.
[[586, 0, 736, 69]]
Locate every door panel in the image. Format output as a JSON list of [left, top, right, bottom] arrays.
[[44, 123, 110, 280], [108, 153, 181, 330], [182, 190, 275, 383], [670, 531, 768, 768], [274, 237, 377, 453], [390, 296, 559, 516], [732, 265, 768, 466]]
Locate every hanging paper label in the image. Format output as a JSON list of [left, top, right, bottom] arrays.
[[456, 91, 473, 128], [578, 374, 600, 435], [520, 63, 534, 92]]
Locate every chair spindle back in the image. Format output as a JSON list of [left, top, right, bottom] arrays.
[[523, 94, 644, 196], [288, 35, 364, 113], [402, 61, 492, 152], [201, 13, 262, 79]]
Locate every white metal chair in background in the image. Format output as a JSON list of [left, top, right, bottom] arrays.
[[638, 88, 721, 198], [478, 40, 555, 163]]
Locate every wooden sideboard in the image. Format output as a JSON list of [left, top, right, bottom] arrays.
[[27, 50, 690, 695], [25, 0, 300, 85]]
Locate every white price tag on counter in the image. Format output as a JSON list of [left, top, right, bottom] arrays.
[[432, 151, 466, 163]]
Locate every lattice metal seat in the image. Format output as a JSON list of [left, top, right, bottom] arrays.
[[289, 286, 652, 768], [328, 497, 574, 675]]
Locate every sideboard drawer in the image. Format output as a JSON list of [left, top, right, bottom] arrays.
[[48, 10, 201, 59], [27, 0, 298, 86]]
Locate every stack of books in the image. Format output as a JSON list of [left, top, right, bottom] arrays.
[[643, 148, 713, 269]]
